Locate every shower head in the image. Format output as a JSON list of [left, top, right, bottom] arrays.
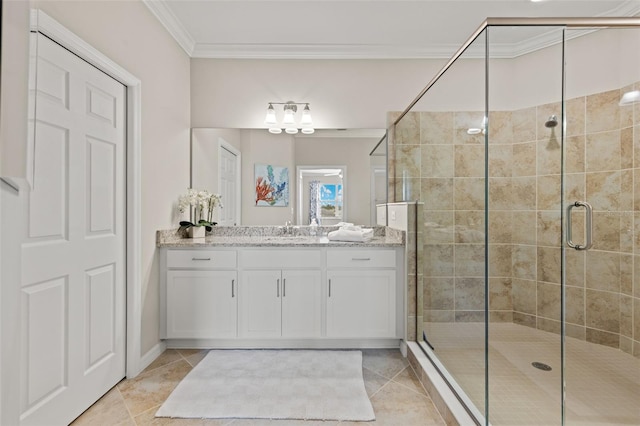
[[545, 115, 558, 128]]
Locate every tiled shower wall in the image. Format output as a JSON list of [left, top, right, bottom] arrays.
[[390, 82, 640, 357]]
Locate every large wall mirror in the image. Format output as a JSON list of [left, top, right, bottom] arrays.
[[191, 128, 386, 226]]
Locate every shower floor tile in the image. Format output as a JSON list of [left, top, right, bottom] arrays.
[[423, 322, 640, 425]]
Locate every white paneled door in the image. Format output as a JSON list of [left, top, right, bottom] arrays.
[[219, 144, 239, 226], [20, 34, 126, 425]]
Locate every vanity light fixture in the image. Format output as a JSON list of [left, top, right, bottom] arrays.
[[619, 90, 640, 106], [265, 101, 314, 135]]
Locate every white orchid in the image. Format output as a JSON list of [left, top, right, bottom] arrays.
[[177, 188, 223, 230]]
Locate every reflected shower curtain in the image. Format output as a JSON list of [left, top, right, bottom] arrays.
[[309, 180, 321, 225]]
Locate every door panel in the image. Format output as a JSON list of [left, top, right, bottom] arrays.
[[21, 278, 68, 411], [28, 121, 68, 240], [87, 137, 116, 235], [326, 270, 396, 338], [85, 264, 116, 369], [219, 145, 238, 226], [239, 270, 282, 337], [281, 270, 322, 337], [20, 34, 126, 425], [166, 270, 238, 338]]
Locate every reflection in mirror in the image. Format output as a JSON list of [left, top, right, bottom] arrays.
[[369, 133, 387, 224], [191, 128, 386, 226], [296, 166, 346, 226]]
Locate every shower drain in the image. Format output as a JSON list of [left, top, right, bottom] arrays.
[[532, 362, 553, 371]]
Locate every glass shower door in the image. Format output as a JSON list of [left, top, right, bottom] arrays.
[[486, 25, 566, 426], [562, 27, 640, 426]]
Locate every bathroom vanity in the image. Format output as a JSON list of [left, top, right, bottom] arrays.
[[157, 226, 405, 349]]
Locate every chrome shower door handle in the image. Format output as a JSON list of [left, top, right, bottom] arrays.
[[567, 201, 593, 250]]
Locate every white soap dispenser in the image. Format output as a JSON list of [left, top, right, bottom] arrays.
[[309, 218, 318, 237]]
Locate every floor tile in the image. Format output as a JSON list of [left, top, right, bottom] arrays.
[[118, 359, 193, 417], [342, 381, 445, 426], [73, 349, 444, 426], [361, 349, 409, 380], [391, 366, 427, 396], [423, 322, 640, 425], [143, 350, 184, 373], [362, 367, 389, 397], [134, 405, 231, 425], [71, 386, 134, 426], [184, 350, 209, 367]]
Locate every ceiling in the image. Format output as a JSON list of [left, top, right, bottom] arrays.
[[143, 0, 640, 59]]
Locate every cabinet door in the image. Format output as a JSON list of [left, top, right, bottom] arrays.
[[326, 270, 396, 338], [239, 270, 282, 338], [281, 270, 322, 338], [166, 270, 237, 338]]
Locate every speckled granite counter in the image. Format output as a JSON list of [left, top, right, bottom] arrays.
[[156, 225, 404, 248]]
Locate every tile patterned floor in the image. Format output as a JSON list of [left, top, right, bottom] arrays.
[[72, 349, 445, 426], [423, 322, 640, 425]]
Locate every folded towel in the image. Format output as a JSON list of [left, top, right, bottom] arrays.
[[327, 228, 374, 242], [335, 222, 355, 227]]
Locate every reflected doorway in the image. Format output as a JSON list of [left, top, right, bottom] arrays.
[[296, 166, 346, 226]]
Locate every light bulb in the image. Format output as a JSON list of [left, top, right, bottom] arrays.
[[301, 104, 312, 125], [285, 127, 298, 134], [619, 90, 640, 106], [301, 128, 315, 135], [264, 104, 277, 125], [269, 127, 282, 134], [282, 106, 296, 125]]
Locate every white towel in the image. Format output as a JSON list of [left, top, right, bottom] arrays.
[[327, 228, 374, 242], [335, 222, 355, 227]]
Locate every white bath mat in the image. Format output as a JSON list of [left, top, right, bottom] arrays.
[[155, 349, 375, 421]]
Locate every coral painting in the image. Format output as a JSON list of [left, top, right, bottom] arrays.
[[255, 164, 289, 206]]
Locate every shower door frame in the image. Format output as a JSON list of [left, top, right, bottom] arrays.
[[396, 16, 640, 426]]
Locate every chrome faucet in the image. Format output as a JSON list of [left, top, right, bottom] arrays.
[[284, 220, 292, 235]]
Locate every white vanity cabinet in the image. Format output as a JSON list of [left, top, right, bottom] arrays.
[[326, 249, 397, 338], [161, 249, 237, 339], [159, 241, 404, 348], [239, 250, 322, 339]]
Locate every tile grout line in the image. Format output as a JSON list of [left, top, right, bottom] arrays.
[[114, 384, 137, 425], [389, 365, 434, 398]]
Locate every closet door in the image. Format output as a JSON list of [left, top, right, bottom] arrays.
[[20, 34, 126, 425]]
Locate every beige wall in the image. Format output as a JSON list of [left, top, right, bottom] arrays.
[[241, 130, 295, 226], [295, 136, 379, 226], [191, 128, 242, 193], [29, 0, 192, 355], [190, 58, 445, 129], [0, 0, 30, 179]]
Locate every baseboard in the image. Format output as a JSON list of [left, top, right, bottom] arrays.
[[399, 339, 408, 357], [164, 338, 401, 350], [138, 341, 167, 374]]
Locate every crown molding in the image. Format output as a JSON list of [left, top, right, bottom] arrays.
[[191, 43, 460, 59], [150, 1, 640, 60], [142, 0, 195, 56]]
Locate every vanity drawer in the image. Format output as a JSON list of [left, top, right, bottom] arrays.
[[242, 249, 321, 269], [327, 249, 396, 268], [167, 249, 237, 269]]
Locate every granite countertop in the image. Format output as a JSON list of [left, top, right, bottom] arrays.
[[156, 225, 405, 248]]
